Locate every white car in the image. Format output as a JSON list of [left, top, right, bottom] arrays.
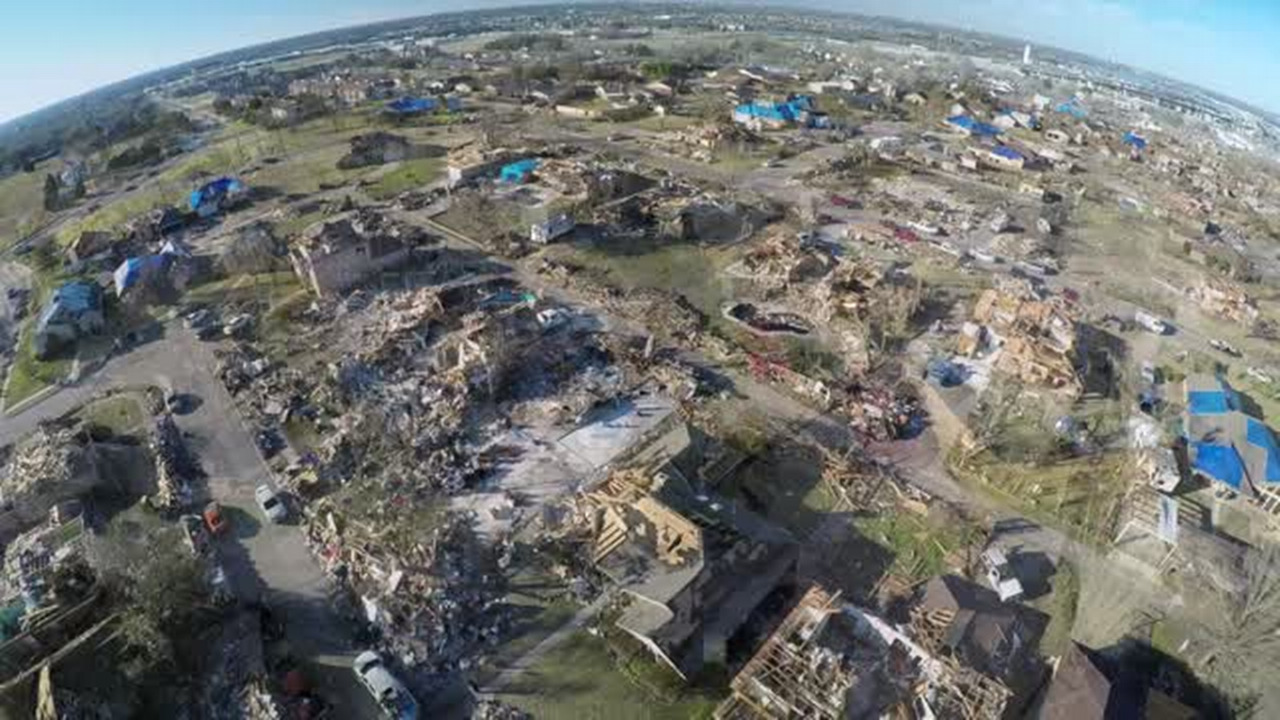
[[254, 484, 288, 523], [354, 651, 419, 720]]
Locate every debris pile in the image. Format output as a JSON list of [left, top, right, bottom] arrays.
[[1188, 278, 1259, 325], [0, 427, 100, 534], [148, 413, 198, 512], [470, 699, 533, 720], [304, 506, 503, 678], [958, 279, 1082, 394]]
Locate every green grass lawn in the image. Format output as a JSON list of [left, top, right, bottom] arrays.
[[184, 271, 301, 307], [1030, 560, 1080, 657], [499, 631, 719, 720], [73, 392, 148, 435], [365, 157, 444, 200], [0, 165, 49, 246], [852, 508, 980, 584], [4, 324, 70, 408], [951, 449, 1131, 547]]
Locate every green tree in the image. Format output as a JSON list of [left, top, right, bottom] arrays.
[[42, 173, 61, 211]]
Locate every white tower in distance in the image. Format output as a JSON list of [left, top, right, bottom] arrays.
[[1023, 44, 1032, 65]]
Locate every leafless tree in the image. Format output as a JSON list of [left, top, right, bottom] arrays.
[[1192, 543, 1280, 713]]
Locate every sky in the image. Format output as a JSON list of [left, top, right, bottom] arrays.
[[0, 0, 1278, 122]]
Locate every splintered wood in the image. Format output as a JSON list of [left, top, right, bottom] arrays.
[[715, 586, 850, 720]]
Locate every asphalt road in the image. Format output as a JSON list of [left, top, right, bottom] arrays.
[[0, 323, 381, 718]]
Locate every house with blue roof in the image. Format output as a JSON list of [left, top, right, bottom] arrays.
[[733, 95, 828, 130], [945, 114, 1002, 138], [34, 282, 104, 358], [1184, 375, 1280, 510]]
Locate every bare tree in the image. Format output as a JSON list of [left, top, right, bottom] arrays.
[[1192, 543, 1280, 714]]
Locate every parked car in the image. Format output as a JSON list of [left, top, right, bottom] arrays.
[[203, 502, 229, 535], [184, 308, 215, 329], [1210, 338, 1243, 357], [353, 651, 419, 720], [255, 484, 288, 523], [981, 547, 1024, 602], [223, 314, 253, 337], [196, 323, 222, 341]]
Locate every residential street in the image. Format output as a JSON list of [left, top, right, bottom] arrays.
[[0, 324, 381, 718]]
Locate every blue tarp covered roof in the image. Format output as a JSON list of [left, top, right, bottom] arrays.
[[386, 96, 438, 114], [1056, 98, 1089, 118], [1247, 417, 1280, 484], [1123, 131, 1148, 150], [114, 255, 170, 296], [1188, 388, 1234, 415], [1193, 443, 1244, 489], [735, 95, 818, 126], [946, 114, 1002, 137], [992, 145, 1024, 160], [500, 158, 539, 183], [1185, 375, 1280, 489], [190, 177, 245, 211], [36, 282, 101, 331]]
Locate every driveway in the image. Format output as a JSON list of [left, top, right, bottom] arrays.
[[0, 324, 381, 718]]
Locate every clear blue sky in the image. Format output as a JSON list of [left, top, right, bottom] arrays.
[[1, 0, 1277, 123]]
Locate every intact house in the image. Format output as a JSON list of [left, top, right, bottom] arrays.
[[34, 282, 104, 358], [1036, 642, 1197, 720], [585, 469, 798, 679], [1183, 374, 1280, 513], [288, 210, 417, 297]]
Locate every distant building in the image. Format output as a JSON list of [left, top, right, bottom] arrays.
[[945, 114, 1002, 138], [733, 94, 827, 130], [530, 213, 574, 244], [1037, 643, 1197, 720], [985, 145, 1026, 171], [1023, 44, 1032, 65], [1184, 375, 1280, 512], [289, 210, 415, 296], [34, 282, 104, 358]]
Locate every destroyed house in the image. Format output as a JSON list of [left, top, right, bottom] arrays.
[[289, 211, 413, 297], [715, 585, 940, 720], [1184, 375, 1280, 512], [1036, 643, 1197, 720], [911, 575, 1042, 681], [962, 285, 1082, 393], [589, 472, 798, 679]]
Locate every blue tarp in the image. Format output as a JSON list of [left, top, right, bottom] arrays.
[[190, 177, 245, 213], [386, 96, 438, 114], [1188, 389, 1232, 415], [114, 255, 170, 297], [946, 115, 1002, 137], [1194, 443, 1244, 489], [36, 282, 100, 332], [735, 95, 822, 127], [1123, 131, 1148, 150], [1247, 418, 1280, 484], [500, 158, 540, 184], [1056, 99, 1089, 119], [992, 145, 1024, 161]]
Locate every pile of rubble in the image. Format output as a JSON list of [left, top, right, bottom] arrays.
[[958, 278, 1082, 394], [0, 427, 100, 532], [304, 505, 503, 679], [148, 413, 198, 512], [1188, 278, 1259, 325]]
